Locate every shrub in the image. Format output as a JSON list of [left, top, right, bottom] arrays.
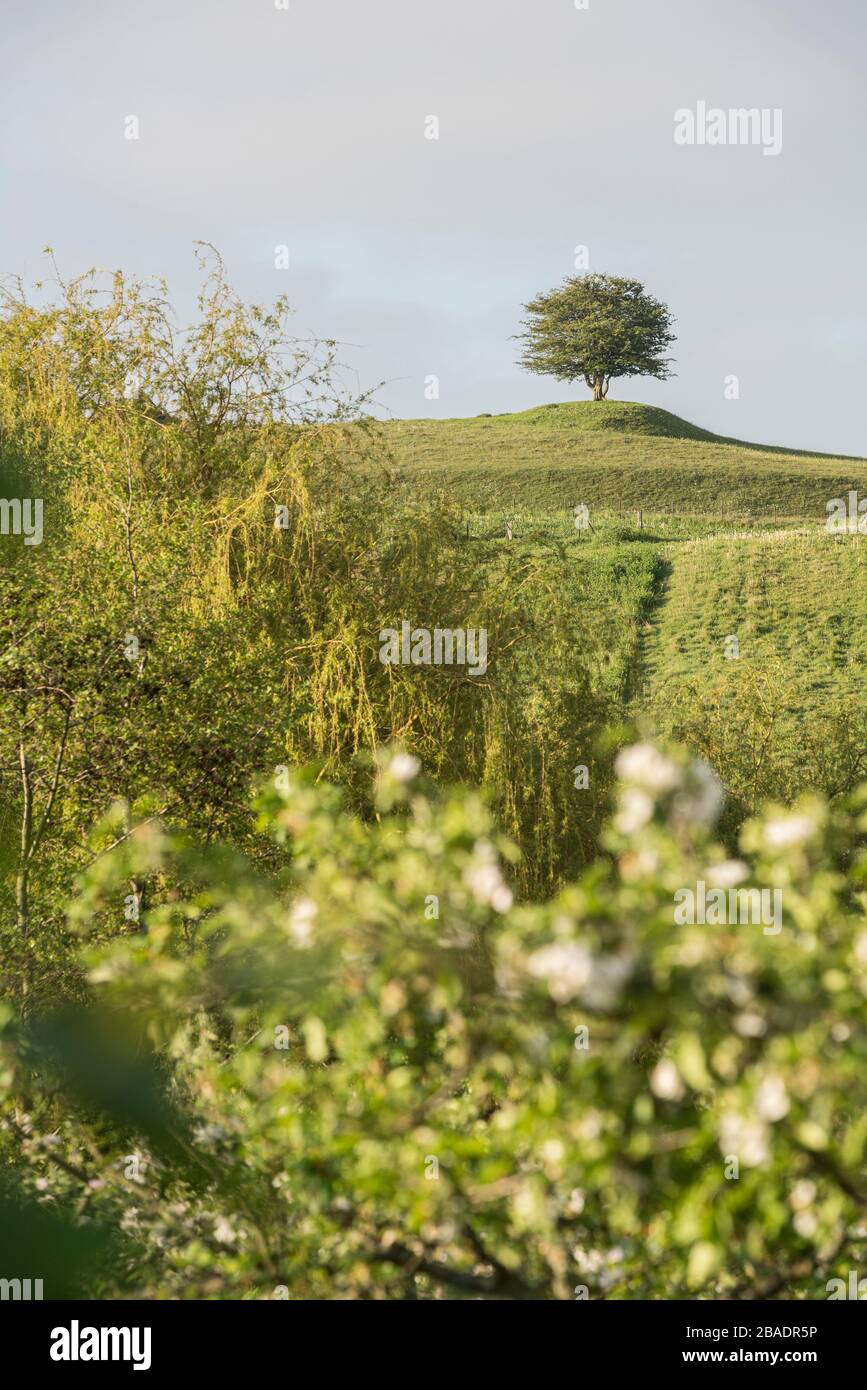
[[2, 745, 866, 1299]]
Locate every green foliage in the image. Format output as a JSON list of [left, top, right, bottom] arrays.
[[2, 749, 867, 1299], [0, 1180, 126, 1299], [516, 275, 676, 400], [0, 253, 621, 1013]]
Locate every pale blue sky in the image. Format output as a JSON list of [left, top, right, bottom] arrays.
[[1, 0, 865, 454]]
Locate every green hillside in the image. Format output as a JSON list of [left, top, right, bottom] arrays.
[[641, 528, 867, 708], [384, 400, 867, 518], [466, 512, 867, 816], [637, 526, 867, 806], [386, 397, 867, 799], [392, 398, 867, 813]]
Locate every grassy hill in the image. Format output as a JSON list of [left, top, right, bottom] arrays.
[[468, 512, 867, 815], [384, 400, 867, 518], [384, 398, 867, 813]]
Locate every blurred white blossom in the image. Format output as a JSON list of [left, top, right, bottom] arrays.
[[707, 860, 749, 889], [719, 1112, 769, 1167], [615, 787, 655, 835], [527, 942, 592, 1002], [387, 752, 421, 784], [581, 955, 632, 1011], [616, 744, 680, 793], [650, 1059, 685, 1101], [674, 761, 724, 826], [789, 1180, 816, 1211], [288, 896, 317, 948], [734, 1012, 767, 1038], [464, 842, 513, 913], [755, 1073, 789, 1122], [763, 814, 817, 849], [213, 1217, 236, 1244], [793, 1210, 817, 1238]]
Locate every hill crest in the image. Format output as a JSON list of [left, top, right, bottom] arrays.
[[472, 400, 718, 442], [391, 399, 864, 463]]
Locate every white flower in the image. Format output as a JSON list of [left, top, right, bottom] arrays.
[[719, 1113, 769, 1167], [793, 1210, 817, 1238], [581, 955, 632, 1011], [615, 744, 680, 793], [213, 1217, 236, 1245], [734, 1012, 767, 1038], [789, 1180, 816, 1211], [755, 1073, 789, 1122], [527, 942, 592, 1003], [464, 843, 513, 913], [763, 814, 817, 849], [513, 1186, 538, 1220], [650, 1059, 685, 1101], [576, 1111, 602, 1141], [706, 859, 749, 889], [674, 760, 724, 826], [614, 787, 654, 835], [387, 752, 421, 784], [540, 1139, 565, 1164], [288, 896, 317, 947], [571, 1244, 624, 1289], [566, 1187, 586, 1216], [619, 849, 659, 882]]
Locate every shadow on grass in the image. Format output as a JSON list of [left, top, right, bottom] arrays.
[[623, 555, 673, 707]]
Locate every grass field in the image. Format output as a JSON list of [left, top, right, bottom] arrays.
[[641, 527, 867, 712], [393, 401, 867, 812], [384, 400, 867, 518]]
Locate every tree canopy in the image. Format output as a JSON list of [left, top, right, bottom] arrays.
[[516, 273, 676, 401]]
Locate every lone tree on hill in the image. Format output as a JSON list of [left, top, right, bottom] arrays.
[[516, 273, 676, 401]]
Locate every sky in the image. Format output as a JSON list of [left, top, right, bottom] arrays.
[[1, 0, 865, 454]]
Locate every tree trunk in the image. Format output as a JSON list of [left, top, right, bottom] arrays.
[[591, 376, 610, 401]]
